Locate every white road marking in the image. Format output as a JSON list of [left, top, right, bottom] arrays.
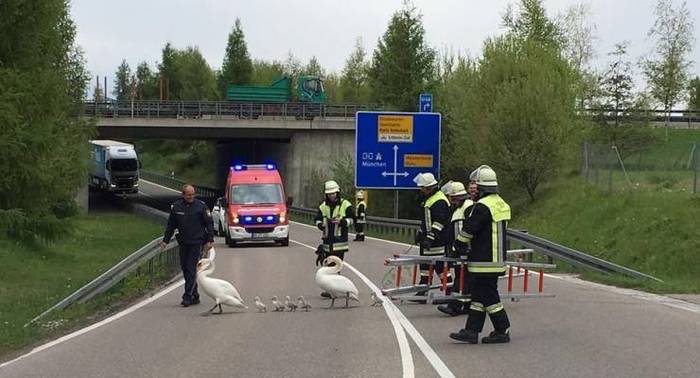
[[291, 238, 456, 378], [0, 280, 184, 369]]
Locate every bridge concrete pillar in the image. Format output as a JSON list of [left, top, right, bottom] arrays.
[[285, 130, 355, 208]]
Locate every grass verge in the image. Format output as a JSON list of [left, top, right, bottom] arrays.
[[0, 213, 166, 360]]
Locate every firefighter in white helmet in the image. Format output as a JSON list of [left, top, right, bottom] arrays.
[[412, 172, 452, 301], [314, 180, 356, 295], [449, 165, 511, 344], [437, 181, 475, 317], [353, 190, 367, 241]]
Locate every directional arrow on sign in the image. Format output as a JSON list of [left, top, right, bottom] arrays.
[[381, 145, 409, 186]]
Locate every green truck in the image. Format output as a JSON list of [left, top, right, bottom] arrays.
[[226, 76, 326, 103]]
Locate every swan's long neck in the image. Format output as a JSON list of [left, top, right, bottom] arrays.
[[199, 261, 215, 277]]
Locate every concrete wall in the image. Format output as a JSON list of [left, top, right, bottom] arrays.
[[285, 130, 355, 207]]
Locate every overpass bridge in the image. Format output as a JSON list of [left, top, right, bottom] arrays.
[[84, 101, 381, 206], [82, 101, 700, 206]]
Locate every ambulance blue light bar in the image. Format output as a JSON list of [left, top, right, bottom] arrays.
[[231, 164, 276, 171]]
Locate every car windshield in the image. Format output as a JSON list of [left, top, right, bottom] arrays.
[[231, 184, 283, 205], [110, 159, 137, 171]]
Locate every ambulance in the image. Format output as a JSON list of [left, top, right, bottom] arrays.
[[217, 164, 291, 247]]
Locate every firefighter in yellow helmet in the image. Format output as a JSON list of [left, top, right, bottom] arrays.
[[353, 190, 367, 241], [413, 172, 452, 302], [437, 181, 476, 317], [314, 180, 355, 262], [450, 165, 511, 344]]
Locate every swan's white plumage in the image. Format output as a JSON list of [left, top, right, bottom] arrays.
[[196, 248, 247, 312], [315, 255, 360, 307]]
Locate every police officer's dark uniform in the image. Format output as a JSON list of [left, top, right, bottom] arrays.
[[163, 196, 214, 306], [450, 165, 511, 344], [413, 173, 452, 299]]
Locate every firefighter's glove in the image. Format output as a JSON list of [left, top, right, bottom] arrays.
[[317, 223, 325, 232], [414, 231, 425, 245]]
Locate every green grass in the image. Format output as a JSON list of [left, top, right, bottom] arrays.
[[139, 150, 216, 187], [512, 175, 700, 293], [0, 213, 164, 358]]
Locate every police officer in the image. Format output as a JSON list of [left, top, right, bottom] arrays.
[[160, 184, 214, 307], [450, 166, 512, 344], [437, 181, 475, 317], [413, 172, 452, 300], [353, 190, 367, 241]]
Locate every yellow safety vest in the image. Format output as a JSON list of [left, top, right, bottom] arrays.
[[319, 199, 353, 253], [468, 194, 511, 274]]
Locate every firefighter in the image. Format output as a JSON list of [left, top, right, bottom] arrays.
[[450, 165, 511, 344], [314, 180, 355, 296], [413, 172, 452, 301], [353, 190, 367, 241], [437, 181, 475, 317]]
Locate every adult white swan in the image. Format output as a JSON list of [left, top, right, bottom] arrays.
[[196, 248, 247, 314], [315, 255, 360, 308]]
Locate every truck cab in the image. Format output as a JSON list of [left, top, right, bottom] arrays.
[[221, 164, 291, 247], [89, 140, 140, 194]]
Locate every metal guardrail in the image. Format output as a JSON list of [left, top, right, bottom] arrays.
[[507, 229, 661, 281], [25, 235, 181, 327], [288, 206, 660, 281], [83, 101, 382, 121]]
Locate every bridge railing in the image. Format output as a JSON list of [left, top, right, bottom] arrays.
[[83, 101, 382, 120]]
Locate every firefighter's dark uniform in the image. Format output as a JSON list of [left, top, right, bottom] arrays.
[[163, 198, 214, 304], [454, 192, 511, 338], [440, 196, 475, 314], [354, 199, 367, 241], [315, 196, 355, 261], [416, 188, 452, 295]]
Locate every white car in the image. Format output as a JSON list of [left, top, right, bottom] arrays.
[[212, 197, 227, 237]]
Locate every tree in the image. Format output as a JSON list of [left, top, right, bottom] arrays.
[[158, 44, 218, 101], [219, 18, 253, 94], [0, 0, 93, 242], [560, 2, 598, 109], [135, 61, 158, 100], [369, 1, 436, 111], [303, 56, 325, 77], [340, 37, 370, 103], [251, 59, 285, 85], [113, 59, 132, 101], [474, 37, 578, 201], [601, 42, 635, 127], [689, 76, 700, 111], [502, 0, 564, 47], [561, 2, 597, 72], [641, 0, 695, 138]]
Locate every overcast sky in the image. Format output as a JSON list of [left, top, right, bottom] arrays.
[[70, 0, 700, 93]]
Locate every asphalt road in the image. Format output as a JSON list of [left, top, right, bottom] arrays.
[[2, 181, 699, 377]]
